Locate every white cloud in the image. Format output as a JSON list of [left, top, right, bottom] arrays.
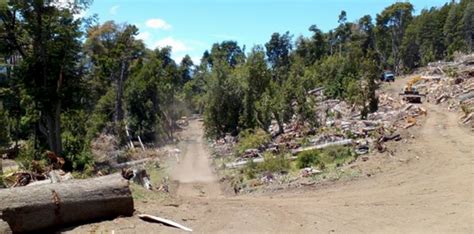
[[146, 19, 172, 30], [153, 37, 190, 53], [110, 5, 120, 15], [136, 31, 151, 42]]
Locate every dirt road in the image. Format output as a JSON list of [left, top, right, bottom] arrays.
[[69, 77, 473, 233], [169, 120, 222, 198]]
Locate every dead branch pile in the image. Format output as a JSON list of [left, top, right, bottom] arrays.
[[418, 54, 474, 127]]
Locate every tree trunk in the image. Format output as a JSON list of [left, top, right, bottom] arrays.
[[115, 60, 126, 125], [0, 174, 134, 233], [45, 101, 62, 155]]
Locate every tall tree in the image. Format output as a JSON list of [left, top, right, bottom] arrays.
[[240, 46, 270, 129], [376, 2, 414, 73], [462, 0, 474, 52], [296, 25, 327, 66], [178, 55, 194, 87], [85, 21, 143, 136], [1, 0, 90, 155], [335, 10, 352, 56], [265, 31, 293, 83]]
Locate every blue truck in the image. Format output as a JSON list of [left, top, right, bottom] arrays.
[[381, 71, 395, 82]]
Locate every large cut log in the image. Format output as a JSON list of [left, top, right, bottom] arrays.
[[0, 174, 134, 233]]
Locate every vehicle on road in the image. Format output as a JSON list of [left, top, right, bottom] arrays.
[[381, 71, 395, 82]]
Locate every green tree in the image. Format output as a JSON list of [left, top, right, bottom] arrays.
[[443, 0, 468, 56], [265, 32, 292, 82], [295, 25, 327, 66], [462, 1, 474, 52], [1, 0, 91, 155], [85, 21, 144, 138], [335, 10, 352, 56], [376, 2, 414, 73], [178, 55, 194, 87], [240, 46, 271, 130]]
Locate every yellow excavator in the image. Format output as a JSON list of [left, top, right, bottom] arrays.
[[400, 76, 425, 103]]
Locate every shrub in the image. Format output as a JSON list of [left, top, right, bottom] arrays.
[[319, 146, 354, 165], [243, 159, 258, 179], [296, 150, 325, 169], [62, 110, 94, 171], [15, 139, 36, 170], [236, 128, 271, 154], [259, 153, 290, 173], [242, 153, 291, 179]]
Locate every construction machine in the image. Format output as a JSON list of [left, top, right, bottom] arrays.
[[400, 76, 425, 103]]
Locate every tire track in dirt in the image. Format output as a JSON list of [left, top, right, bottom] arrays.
[[170, 120, 222, 199]]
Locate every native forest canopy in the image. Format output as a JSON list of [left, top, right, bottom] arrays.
[[0, 0, 472, 173]]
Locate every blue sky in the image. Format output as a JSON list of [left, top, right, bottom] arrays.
[[84, 0, 450, 63]]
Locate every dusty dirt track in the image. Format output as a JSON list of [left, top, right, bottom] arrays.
[[68, 77, 473, 233]]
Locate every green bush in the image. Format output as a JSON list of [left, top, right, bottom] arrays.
[[319, 146, 354, 165], [259, 153, 290, 173], [0, 107, 10, 149], [243, 159, 258, 179], [236, 128, 271, 154], [242, 153, 291, 179], [62, 110, 94, 170], [15, 139, 40, 170], [296, 150, 325, 169]]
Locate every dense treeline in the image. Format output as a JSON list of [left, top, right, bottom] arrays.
[[0, 0, 472, 171], [198, 0, 473, 138]]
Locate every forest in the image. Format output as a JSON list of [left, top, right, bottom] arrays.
[[0, 0, 472, 174]]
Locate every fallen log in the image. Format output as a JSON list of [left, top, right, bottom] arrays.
[[0, 174, 134, 233], [291, 139, 353, 155], [111, 157, 156, 169], [462, 112, 474, 124], [380, 134, 401, 142], [225, 156, 299, 169], [225, 157, 265, 169], [436, 94, 449, 104], [457, 91, 474, 102]]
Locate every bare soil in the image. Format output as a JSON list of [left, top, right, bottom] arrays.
[[67, 77, 474, 233]]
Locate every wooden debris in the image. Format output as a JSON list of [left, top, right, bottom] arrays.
[[111, 157, 157, 169], [461, 112, 474, 124], [380, 134, 401, 142], [225, 157, 265, 169], [122, 168, 152, 190], [457, 91, 474, 102], [300, 167, 322, 177], [291, 139, 353, 155], [138, 214, 193, 232], [403, 122, 416, 129]]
